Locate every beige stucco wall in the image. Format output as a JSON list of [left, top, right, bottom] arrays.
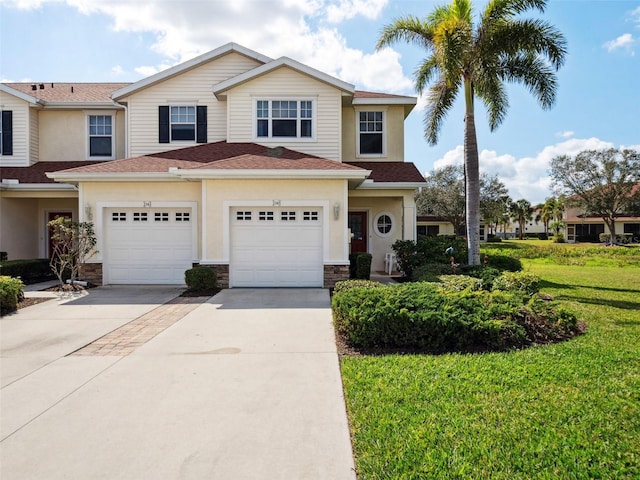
[[39, 109, 125, 162], [225, 67, 343, 160], [121, 52, 262, 157], [0, 196, 78, 259], [348, 192, 410, 271], [0, 92, 31, 167], [342, 105, 405, 162], [202, 178, 348, 263]]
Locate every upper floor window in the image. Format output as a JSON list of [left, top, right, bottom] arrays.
[[256, 99, 313, 139], [0, 110, 12, 156], [358, 111, 384, 156], [88, 114, 113, 158], [159, 105, 207, 144], [170, 106, 196, 141]]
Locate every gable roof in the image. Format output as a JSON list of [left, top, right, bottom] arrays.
[[111, 43, 272, 100], [2, 83, 130, 106], [213, 57, 355, 100], [46, 142, 369, 182]]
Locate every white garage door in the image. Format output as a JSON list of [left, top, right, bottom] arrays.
[[230, 207, 323, 287], [105, 208, 193, 284]]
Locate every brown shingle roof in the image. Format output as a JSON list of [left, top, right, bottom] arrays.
[[52, 157, 203, 174], [354, 90, 414, 99], [0, 162, 100, 183], [149, 141, 319, 162], [3, 83, 131, 103], [191, 154, 365, 171], [346, 162, 426, 183]]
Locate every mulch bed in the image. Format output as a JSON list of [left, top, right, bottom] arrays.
[[180, 288, 221, 297]]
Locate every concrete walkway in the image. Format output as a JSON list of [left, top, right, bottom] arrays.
[[0, 287, 356, 480]]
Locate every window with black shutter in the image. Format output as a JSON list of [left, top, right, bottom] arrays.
[[159, 105, 207, 143], [1, 110, 13, 156]]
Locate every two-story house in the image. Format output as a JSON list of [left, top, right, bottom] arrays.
[[0, 43, 425, 287]]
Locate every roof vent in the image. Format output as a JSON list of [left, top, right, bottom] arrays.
[[31, 84, 37, 91], [39, 83, 44, 89], [267, 146, 284, 158]]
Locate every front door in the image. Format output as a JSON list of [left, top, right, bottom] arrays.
[[348, 211, 367, 253], [47, 211, 72, 258]]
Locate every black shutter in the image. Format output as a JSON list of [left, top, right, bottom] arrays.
[[196, 106, 207, 143], [158, 106, 170, 143], [1, 111, 12, 155]]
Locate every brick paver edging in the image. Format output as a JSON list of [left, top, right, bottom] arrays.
[[70, 296, 207, 357]]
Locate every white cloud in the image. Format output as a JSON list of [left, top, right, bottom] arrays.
[[22, 0, 411, 94], [556, 130, 574, 138], [110, 65, 124, 76], [603, 33, 635, 55], [433, 137, 616, 204], [325, 0, 388, 23], [631, 6, 640, 26]]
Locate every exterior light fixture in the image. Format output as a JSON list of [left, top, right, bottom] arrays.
[[333, 202, 340, 220]]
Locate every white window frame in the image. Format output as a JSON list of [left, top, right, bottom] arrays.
[[86, 111, 115, 160], [253, 97, 316, 142], [356, 107, 387, 158], [374, 212, 394, 237], [170, 104, 197, 142]]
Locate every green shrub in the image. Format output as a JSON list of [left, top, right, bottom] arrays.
[[484, 254, 522, 272], [492, 271, 540, 296], [437, 275, 483, 292], [411, 262, 454, 282], [393, 236, 469, 278], [332, 283, 532, 352], [333, 279, 384, 293], [0, 258, 54, 284], [0, 252, 7, 261], [552, 233, 566, 243], [486, 235, 502, 243], [462, 266, 502, 290], [355, 253, 372, 280], [184, 266, 217, 291], [0, 276, 24, 313]]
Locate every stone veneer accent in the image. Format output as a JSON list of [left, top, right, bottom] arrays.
[[324, 265, 349, 288], [193, 263, 229, 288], [80, 263, 103, 286]]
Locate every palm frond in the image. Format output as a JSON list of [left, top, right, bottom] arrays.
[[376, 16, 435, 51], [424, 77, 460, 145], [499, 53, 557, 109], [483, 0, 547, 25], [414, 56, 441, 94], [474, 74, 508, 130]]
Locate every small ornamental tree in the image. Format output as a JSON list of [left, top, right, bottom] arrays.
[[48, 217, 97, 286]]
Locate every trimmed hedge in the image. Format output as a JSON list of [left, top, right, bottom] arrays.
[[0, 276, 24, 314], [185, 266, 217, 291], [334, 279, 384, 293], [0, 259, 54, 284], [349, 253, 373, 279], [332, 281, 579, 352]]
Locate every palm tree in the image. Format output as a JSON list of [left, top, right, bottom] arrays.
[[377, 0, 566, 264], [510, 198, 534, 240]]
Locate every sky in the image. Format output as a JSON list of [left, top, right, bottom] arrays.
[[1, 0, 639, 204]]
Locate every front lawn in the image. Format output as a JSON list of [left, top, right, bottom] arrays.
[[340, 243, 640, 479]]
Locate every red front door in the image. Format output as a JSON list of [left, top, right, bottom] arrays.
[[47, 211, 72, 258], [348, 211, 367, 253]]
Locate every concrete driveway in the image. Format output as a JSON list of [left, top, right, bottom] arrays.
[[0, 287, 356, 480]]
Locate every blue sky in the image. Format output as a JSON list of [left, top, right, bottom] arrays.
[[2, 0, 639, 204]]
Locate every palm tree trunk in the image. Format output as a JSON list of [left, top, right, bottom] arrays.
[[464, 79, 481, 265]]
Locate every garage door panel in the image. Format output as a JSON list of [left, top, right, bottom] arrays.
[[230, 207, 323, 288], [105, 208, 193, 285]]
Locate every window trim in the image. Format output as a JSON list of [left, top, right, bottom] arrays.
[[253, 97, 317, 142], [169, 104, 197, 143], [85, 111, 115, 160], [374, 212, 394, 237], [355, 107, 387, 158]]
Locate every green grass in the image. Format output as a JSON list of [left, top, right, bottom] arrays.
[[340, 246, 640, 479]]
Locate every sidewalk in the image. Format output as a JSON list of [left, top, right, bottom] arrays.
[[0, 287, 356, 480]]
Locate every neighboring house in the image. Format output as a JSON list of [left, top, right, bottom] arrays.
[[564, 207, 640, 243], [0, 43, 425, 287], [416, 215, 488, 241]]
